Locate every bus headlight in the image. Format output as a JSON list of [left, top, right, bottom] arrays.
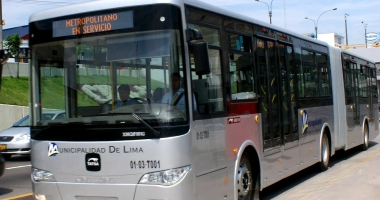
[[32, 168, 56, 182], [139, 165, 191, 186]]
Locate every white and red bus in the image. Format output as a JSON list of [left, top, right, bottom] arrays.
[[26, 0, 378, 199]]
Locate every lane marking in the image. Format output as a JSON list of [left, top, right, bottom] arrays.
[[1, 193, 33, 200], [5, 165, 31, 170], [298, 151, 380, 200]]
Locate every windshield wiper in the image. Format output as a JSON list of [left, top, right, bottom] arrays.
[[132, 113, 160, 137]]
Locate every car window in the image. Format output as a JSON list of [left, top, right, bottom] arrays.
[[12, 112, 65, 127], [42, 114, 55, 120], [13, 116, 30, 127], [54, 113, 66, 120]]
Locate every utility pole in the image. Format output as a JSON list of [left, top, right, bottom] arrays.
[[0, 0, 2, 50], [0, 0, 3, 90], [344, 14, 349, 49], [365, 25, 367, 48], [362, 22, 367, 48]]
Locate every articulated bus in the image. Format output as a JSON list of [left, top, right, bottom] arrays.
[[27, 0, 378, 199]]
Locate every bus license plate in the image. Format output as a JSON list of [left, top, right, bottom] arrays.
[[0, 144, 6, 150]]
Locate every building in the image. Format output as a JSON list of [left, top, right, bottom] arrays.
[[318, 33, 344, 47], [304, 32, 344, 47], [2, 25, 29, 63]]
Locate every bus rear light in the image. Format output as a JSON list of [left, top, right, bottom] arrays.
[[32, 168, 56, 182], [139, 165, 191, 186]]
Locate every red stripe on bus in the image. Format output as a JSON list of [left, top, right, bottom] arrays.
[[227, 101, 258, 115]]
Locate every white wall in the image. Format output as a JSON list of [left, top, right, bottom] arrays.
[[0, 104, 29, 132], [318, 33, 336, 46], [1, 62, 29, 77]]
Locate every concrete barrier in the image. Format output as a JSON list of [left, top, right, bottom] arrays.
[[1, 63, 29, 77], [0, 63, 167, 82], [0, 104, 29, 132]]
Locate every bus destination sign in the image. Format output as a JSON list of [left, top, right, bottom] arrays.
[[52, 11, 133, 37]]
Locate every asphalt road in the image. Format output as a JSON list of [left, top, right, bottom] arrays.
[[261, 134, 380, 200], [1, 134, 380, 200], [0, 155, 32, 199]]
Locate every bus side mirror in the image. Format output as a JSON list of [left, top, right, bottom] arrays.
[[187, 29, 210, 75], [186, 29, 203, 41], [192, 41, 210, 75]]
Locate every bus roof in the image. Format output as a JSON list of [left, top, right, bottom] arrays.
[[341, 48, 377, 65], [29, 0, 329, 48], [184, 0, 328, 47], [29, 0, 183, 23]]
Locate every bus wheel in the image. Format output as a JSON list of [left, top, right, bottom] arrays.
[[361, 125, 369, 151], [237, 153, 255, 200], [319, 133, 330, 171]]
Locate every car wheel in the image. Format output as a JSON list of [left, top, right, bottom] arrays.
[[2, 154, 12, 160]]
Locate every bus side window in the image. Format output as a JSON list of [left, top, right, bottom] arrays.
[[188, 24, 225, 115], [227, 32, 255, 100], [229, 54, 255, 100]]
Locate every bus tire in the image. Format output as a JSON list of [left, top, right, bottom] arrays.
[[237, 153, 258, 200], [361, 124, 369, 151], [319, 133, 330, 172]]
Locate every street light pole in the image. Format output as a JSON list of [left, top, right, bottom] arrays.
[[345, 13, 349, 49], [305, 8, 337, 39], [283, 0, 286, 28], [362, 21, 367, 48], [255, 0, 274, 24], [305, 17, 316, 38]]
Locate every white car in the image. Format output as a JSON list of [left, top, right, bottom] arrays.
[[0, 110, 65, 160]]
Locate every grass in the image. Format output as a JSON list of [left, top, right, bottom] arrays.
[[0, 77, 29, 106], [0, 76, 166, 109]]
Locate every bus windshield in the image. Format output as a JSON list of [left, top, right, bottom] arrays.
[[30, 5, 189, 140]]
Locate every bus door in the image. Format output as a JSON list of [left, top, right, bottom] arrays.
[[256, 38, 296, 183], [369, 68, 378, 127], [357, 65, 369, 143], [343, 61, 360, 146], [363, 66, 373, 125], [277, 42, 299, 177]]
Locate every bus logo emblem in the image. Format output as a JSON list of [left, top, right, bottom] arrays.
[[48, 142, 59, 157], [227, 117, 241, 124], [86, 153, 101, 171]]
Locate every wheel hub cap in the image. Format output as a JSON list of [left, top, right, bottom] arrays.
[[237, 163, 252, 199]]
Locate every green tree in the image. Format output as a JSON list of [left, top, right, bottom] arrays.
[[4, 34, 22, 78], [4, 34, 22, 56]]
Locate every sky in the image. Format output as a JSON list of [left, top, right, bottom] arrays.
[[3, 0, 380, 45]]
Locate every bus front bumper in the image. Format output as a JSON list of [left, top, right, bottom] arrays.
[[33, 170, 194, 200]]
